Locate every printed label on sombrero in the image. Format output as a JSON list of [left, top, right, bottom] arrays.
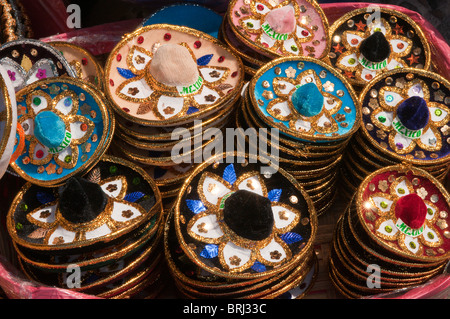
[[392, 116, 423, 139], [47, 131, 72, 154], [395, 217, 424, 237], [177, 76, 203, 96], [358, 55, 388, 71], [261, 22, 289, 41]]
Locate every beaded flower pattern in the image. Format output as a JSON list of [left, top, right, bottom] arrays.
[[114, 42, 232, 120], [185, 163, 304, 273], [365, 175, 446, 256], [17, 90, 95, 172], [369, 78, 449, 156], [335, 18, 412, 84], [266, 68, 343, 134], [237, 0, 314, 56]]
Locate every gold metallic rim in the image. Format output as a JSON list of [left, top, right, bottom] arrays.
[[97, 252, 163, 298], [335, 211, 445, 284], [240, 96, 349, 159], [219, 18, 267, 68], [114, 95, 238, 142], [0, 71, 13, 165], [112, 134, 217, 166], [14, 210, 163, 272], [241, 91, 352, 152], [103, 24, 244, 127], [49, 41, 105, 90], [164, 210, 275, 291]]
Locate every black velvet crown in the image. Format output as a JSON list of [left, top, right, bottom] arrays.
[[59, 177, 108, 224], [223, 190, 274, 241], [359, 31, 391, 62]]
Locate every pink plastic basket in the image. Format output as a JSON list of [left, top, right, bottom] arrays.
[[0, 1, 448, 299]]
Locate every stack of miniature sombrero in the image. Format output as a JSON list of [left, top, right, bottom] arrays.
[[7, 155, 166, 299], [0, 37, 109, 265], [327, 7, 431, 91], [220, 0, 331, 78], [329, 164, 450, 298], [339, 68, 450, 199], [236, 56, 361, 215], [103, 24, 244, 210], [8, 75, 115, 187], [164, 152, 318, 299], [0, 38, 112, 185]]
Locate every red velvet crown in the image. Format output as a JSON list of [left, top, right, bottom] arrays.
[[394, 193, 427, 229]]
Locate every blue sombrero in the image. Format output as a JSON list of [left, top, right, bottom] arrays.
[[248, 56, 361, 143], [10, 77, 114, 187]]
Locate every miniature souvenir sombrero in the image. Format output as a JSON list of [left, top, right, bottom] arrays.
[[328, 7, 430, 87], [7, 155, 165, 298], [329, 164, 450, 298], [240, 56, 359, 214], [0, 65, 17, 179], [360, 68, 450, 165], [236, 94, 342, 216], [9, 77, 114, 187], [172, 152, 317, 285], [0, 38, 77, 92], [165, 152, 318, 298], [104, 23, 244, 127], [7, 155, 162, 252], [49, 41, 104, 90], [339, 67, 450, 199], [226, 0, 330, 60]]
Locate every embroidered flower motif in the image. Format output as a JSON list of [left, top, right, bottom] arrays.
[[335, 18, 413, 83], [370, 79, 449, 155], [115, 42, 231, 120], [366, 176, 444, 255], [265, 69, 343, 134], [17, 90, 94, 171], [25, 174, 145, 246], [237, 1, 314, 56], [186, 164, 303, 273], [36, 68, 47, 80]]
